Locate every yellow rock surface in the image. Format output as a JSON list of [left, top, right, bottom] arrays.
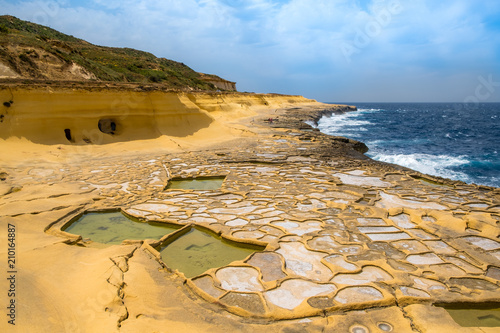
[[1, 86, 499, 332]]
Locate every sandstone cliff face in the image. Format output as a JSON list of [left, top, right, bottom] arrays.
[[0, 62, 19, 78], [199, 73, 237, 91], [0, 87, 314, 145]]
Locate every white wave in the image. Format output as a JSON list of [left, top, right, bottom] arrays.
[[304, 120, 317, 127], [316, 112, 373, 136], [369, 153, 471, 182], [367, 138, 431, 147], [311, 108, 381, 135], [357, 108, 382, 112]]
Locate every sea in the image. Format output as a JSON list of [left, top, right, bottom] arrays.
[[312, 103, 500, 188]]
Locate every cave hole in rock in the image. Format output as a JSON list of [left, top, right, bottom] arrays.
[[98, 118, 118, 135], [64, 129, 73, 142]]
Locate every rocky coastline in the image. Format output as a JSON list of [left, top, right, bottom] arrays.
[[1, 85, 499, 332]]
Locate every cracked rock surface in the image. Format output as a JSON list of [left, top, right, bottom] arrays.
[[1, 91, 499, 332]]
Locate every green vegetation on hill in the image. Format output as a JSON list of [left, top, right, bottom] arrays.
[[0, 15, 221, 90]]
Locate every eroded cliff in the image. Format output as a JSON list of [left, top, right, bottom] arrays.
[[0, 85, 317, 145]]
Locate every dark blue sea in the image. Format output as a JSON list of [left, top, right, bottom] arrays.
[[313, 103, 500, 188]]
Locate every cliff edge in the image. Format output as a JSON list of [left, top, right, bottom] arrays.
[[0, 86, 317, 145]]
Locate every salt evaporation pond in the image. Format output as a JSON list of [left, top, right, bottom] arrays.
[[160, 227, 263, 278], [63, 211, 179, 244], [440, 304, 500, 327]]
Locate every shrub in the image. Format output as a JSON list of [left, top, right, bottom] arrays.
[[0, 24, 9, 34], [18, 53, 30, 62], [37, 34, 49, 41]]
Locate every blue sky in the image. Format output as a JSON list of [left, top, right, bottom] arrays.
[[1, 0, 499, 102]]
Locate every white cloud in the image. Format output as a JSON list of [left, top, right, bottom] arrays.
[[0, 0, 498, 101]]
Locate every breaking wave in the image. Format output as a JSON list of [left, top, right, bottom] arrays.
[[369, 152, 471, 182], [315, 102, 500, 187]]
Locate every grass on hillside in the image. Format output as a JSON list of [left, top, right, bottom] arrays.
[[0, 15, 218, 90]]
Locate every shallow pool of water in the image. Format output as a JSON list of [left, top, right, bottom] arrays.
[[63, 211, 179, 244], [440, 304, 500, 327], [165, 176, 226, 190], [160, 227, 262, 278]]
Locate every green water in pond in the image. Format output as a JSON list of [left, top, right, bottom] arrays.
[[412, 176, 452, 188], [63, 211, 179, 244], [165, 176, 225, 190], [441, 305, 500, 327], [160, 228, 262, 278]]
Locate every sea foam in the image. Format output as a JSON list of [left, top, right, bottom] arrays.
[[369, 153, 470, 182], [314, 103, 500, 187]]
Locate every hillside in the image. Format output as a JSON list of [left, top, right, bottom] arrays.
[[0, 15, 236, 91]]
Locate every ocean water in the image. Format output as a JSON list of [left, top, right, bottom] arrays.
[[313, 103, 500, 188]]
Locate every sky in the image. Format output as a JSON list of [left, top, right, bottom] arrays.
[[1, 0, 500, 102]]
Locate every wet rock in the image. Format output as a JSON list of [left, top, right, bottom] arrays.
[[220, 292, 266, 315], [264, 279, 337, 310], [334, 286, 384, 305], [216, 267, 264, 292], [246, 252, 287, 282], [449, 277, 499, 291]]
